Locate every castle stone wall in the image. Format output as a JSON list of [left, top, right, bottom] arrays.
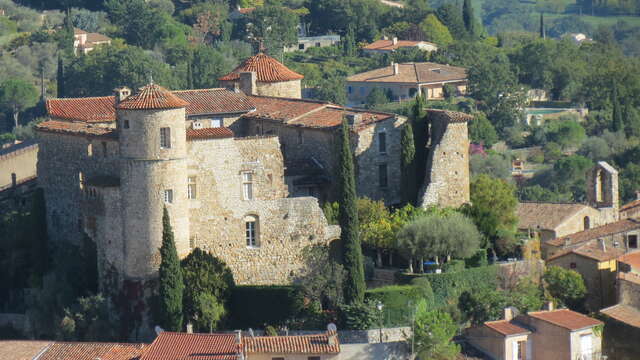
[[618, 276, 640, 308], [0, 142, 37, 189], [418, 118, 470, 208], [256, 80, 301, 99]]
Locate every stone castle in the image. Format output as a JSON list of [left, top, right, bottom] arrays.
[[36, 53, 471, 294]]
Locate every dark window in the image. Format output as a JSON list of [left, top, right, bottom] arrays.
[[378, 132, 387, 154], [102, 141, 108, 157], [308, 357, 321, 360], [297, 130, 304, 145], [123, 120, 130, 129], [629, 235, 638, 249], [298, 43, 304, 50], [315, 42, 321, 47], [378, 164, 388, 188], [570, 262, 577, 269], [160, 127, 171, 148], [584, 216, 590, 230]]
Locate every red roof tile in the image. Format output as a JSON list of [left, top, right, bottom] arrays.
[[47, 96, 116, 123], [36, 120, 116, 138], [0, 341, 52, 360], [621, 198, 640, 212], [548, 219, 640, 247], [38, 342, 146, 360], [547, 241, 626, 262], [601, 304, 640, 328], [363, 39, 436, 51], [618, 252, 640, 270], [244, 332, 339, 354], [118, 83, 189, 110], [219, 53, 304, 83], [618, 271, 640, 285], [237, 7, 255, 14], [484, 320, 530, 336], [187, 127, 234, 140], [527, 309, 602, 331], [140, 332, 241, 360]]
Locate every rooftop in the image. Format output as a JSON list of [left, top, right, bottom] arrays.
[[117, 83, 190, 110], [0, 139, 38, 160], [36, 120, 116, 138], [618, 251, 640, 270], [621, 198, 640, 212], [140, 332, 240, 360], [547, 218, 640, 247], [363, 39, 435, 51], [244, 332, 339, 354], [547, 241, 626, 262], [0, 340, 52, 360], [219, 53, 304, 83], [484, 320, 530, 336], [347, 62, 467, 84], [618, 271, 640, 285], [527, 309, 602, 331], [600, 304, 640, 328], [187, 127, 234, 140], [38, 342, 145, 360], [517, 202, 592, 232]]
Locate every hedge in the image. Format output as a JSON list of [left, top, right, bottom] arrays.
[[365, 285, 427, 327], [395, 265, 499, 303], [228, 285, 304, 329]]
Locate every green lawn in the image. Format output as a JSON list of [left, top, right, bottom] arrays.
[[542, 13, 640, 27]]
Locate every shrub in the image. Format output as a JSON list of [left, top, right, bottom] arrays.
[[443, 260, 465, 273], [465, 249, 488, 268], [366, 285, 424, 326], [228, 286, 304, 329], [338, 300, 378, 330]]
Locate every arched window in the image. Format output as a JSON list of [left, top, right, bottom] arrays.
[[584, 216, 590, 230], [245, 215, 259, 247]]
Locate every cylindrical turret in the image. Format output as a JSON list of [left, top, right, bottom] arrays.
[[117, 83, 190, 279]]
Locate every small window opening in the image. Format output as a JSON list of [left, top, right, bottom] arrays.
[[160, 127, 171, 149], [164, 189, 173, 204]]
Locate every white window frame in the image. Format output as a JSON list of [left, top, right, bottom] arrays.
[[188, 177, 196, 200], [211, 118, 223, 128], [242, 172, 254, 200], [164, 189, 173, 204], [160, 127, 171, 149], [245, 215, 259, 247]]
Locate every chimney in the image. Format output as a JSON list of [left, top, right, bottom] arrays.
[[393, 62, 399, 75], [113, 87, 131, 104], [564, 238, 571, 249], [545, 301, 555, 311], [392, 37, 398, 45], [328, 332, 338, 346], [599, 238, 606, 252], [239, 71, 257, 96], [186, 322, 193, 334], [235, 330, 242, 344], [504, 306, 519, 321], [346, 113, 362, 127]]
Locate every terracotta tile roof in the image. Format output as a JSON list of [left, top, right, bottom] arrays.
[[238, 7, 255, 14], [218, 53, 304, 83], [140, 332, 241, 360], [601, 304, 640, 328], [38, 342, 146, 360], [245, 95, 395, 131], [484, 320, 530, 336], [74, 28, 87, 35], [174, 89, 255, 114], [618, 271, 640, 285], [36, 120, 116, 138], [527, 309, 602, 331], [547, 241, 626, 262], [0, 340, 52, 360], [426, 109, 473, 123], [47, 89, 253, 123], [548, 218, 640, 247], [363, 39, 435, 51], [621, 198, 640, 212], [619, 252, 640, 269], [187, 127, 234, 140], [47, 96, 116, 123], [86, 32, 111, 43], [347, 62, 467, 84], [118, 83, 189, 110], [244, 332, 339, 354], [517, 202, 591, 232]]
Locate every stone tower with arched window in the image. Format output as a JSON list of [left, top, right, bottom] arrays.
[[586, 161, 619, 224]]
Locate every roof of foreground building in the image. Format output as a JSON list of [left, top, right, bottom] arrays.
[[140, 332, 241, 360], [527, 309, 602, 331], [117, 83, 190, 110], [484, 320, 531, 336], [363, 39, 435, 51], [601, 304, 640, 328], [218, 53, 304, 83], [0, 341, 146, 360], [347, 62, 467, 84], [244, 332, 340, 354], [547, 218, 640, 247]]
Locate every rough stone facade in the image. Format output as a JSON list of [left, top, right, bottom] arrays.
[[587, 161, 620, 224], [0, 140, 37, 189], [220, 77, 302, 99], [418, 110, 471, 208]]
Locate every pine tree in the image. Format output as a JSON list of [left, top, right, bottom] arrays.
[[401, 122, 417, 205], [612, 83, 624, 133], [57, 55, 65, 98], [539, 13, 546, 39], [338, 117, 365, 305], [159, 207, 184, 331], [462, 0, 476, 38], [412, 95, 428, 194]]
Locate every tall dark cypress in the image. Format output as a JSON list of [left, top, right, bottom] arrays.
[[463, 0, 476, 38], [412, 95, 428, 194], [540, 13, 546, 39], [343, 25, 356, 57], [57, 55, 65, 98], [401, 122, 417, 205], [612, 83, 624, 133], [338, 118, 365, 305], [159, 207, 184, 331]]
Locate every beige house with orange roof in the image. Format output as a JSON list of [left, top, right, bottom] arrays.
[[620, 192, 640, 219], [346, 62, 467, 104], [73, 28, 111, 55], [362, 37, 438, 55], [0, 341, 146, 360]]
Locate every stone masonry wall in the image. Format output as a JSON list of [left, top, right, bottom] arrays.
[[256, 80, 302, 99], [0, 142, 37, 188], [618, 276, 640, 308], [187, 136, 339, 285], [418, 118, 470, 208]]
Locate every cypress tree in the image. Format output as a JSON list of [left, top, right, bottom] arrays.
[[539, 13, 546, 39], [401, 122, 417, 205], [57, 55, 65, 98], [159, 207, 184, 331], [612, 83, 624, 133], [462, 0, 476, 38], [338, 117, 365, 305], [343, 25, 356, 57], [412, 95, 428, 193]]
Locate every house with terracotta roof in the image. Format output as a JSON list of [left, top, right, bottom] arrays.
[[0, 340, 146, 360], [219, 52, 304, 99], [73, 28, 111, 55], [346, 62, 467, 104], [0, 140, 38, 213], [362, 37, 438, 55], [467, 306, 604, 360], [620, 192, 640, 220]]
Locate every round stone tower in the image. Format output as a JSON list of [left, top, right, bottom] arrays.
[[116, 83, 190, 280]]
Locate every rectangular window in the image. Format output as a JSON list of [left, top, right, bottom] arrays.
[[211, 118, 222, 128], [242, 172, 253, 200], [348, 86, 352, 94], [102, 141, 108, 157], [378, 164, 388, 188], [79, 172, 84, 190], [87, 143, 93, 157], [160, 127, 171, 149], [378, 132, 387, 154], [516, 341, 526, 360], [297, 130, 304, 145], [164, 189, 173, 204], [315, 42, 321, 47], [246, 219, 257, 247], [188, 177, 197, 200], [629, 234, 638, 249], [308, 357, 321, 360], [123, 120, 130, 129], [298, 43, 304, 50]]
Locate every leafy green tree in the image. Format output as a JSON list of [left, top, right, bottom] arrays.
[[419, 14, 453, 46], [196, 293, 225, 333], [357, 198, 393, 267], [459, 288, 508, 325], [462, 175, 518, 257], [365, 87, 389, 109], [401, 122, 417, 205], [338, 118, 365, 304], [297, 244, 346, 310], [470, 153, 512, 180], [315, 76, 347, 105], [469, 112, 499, 147], [625, 105, 640, 138], [59, 294, 119, 341], [158, 207, 184, 332], [578, 137, 612, 161], [412, 95, 428, 195], [0, 78, 38, 128], [462, 0, 477, 38], [245, 0, 299, 56], [342, 25, 356, 57], [543, 266, 587, 311], [181, 248, 234, 332], [436, 3, 467, 40], [539, 12, 545, 39], [339, 300, 378, 330], [413, 299, 460, 360], [545, 120, 586, 150], [620, 163, 640, 203]]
